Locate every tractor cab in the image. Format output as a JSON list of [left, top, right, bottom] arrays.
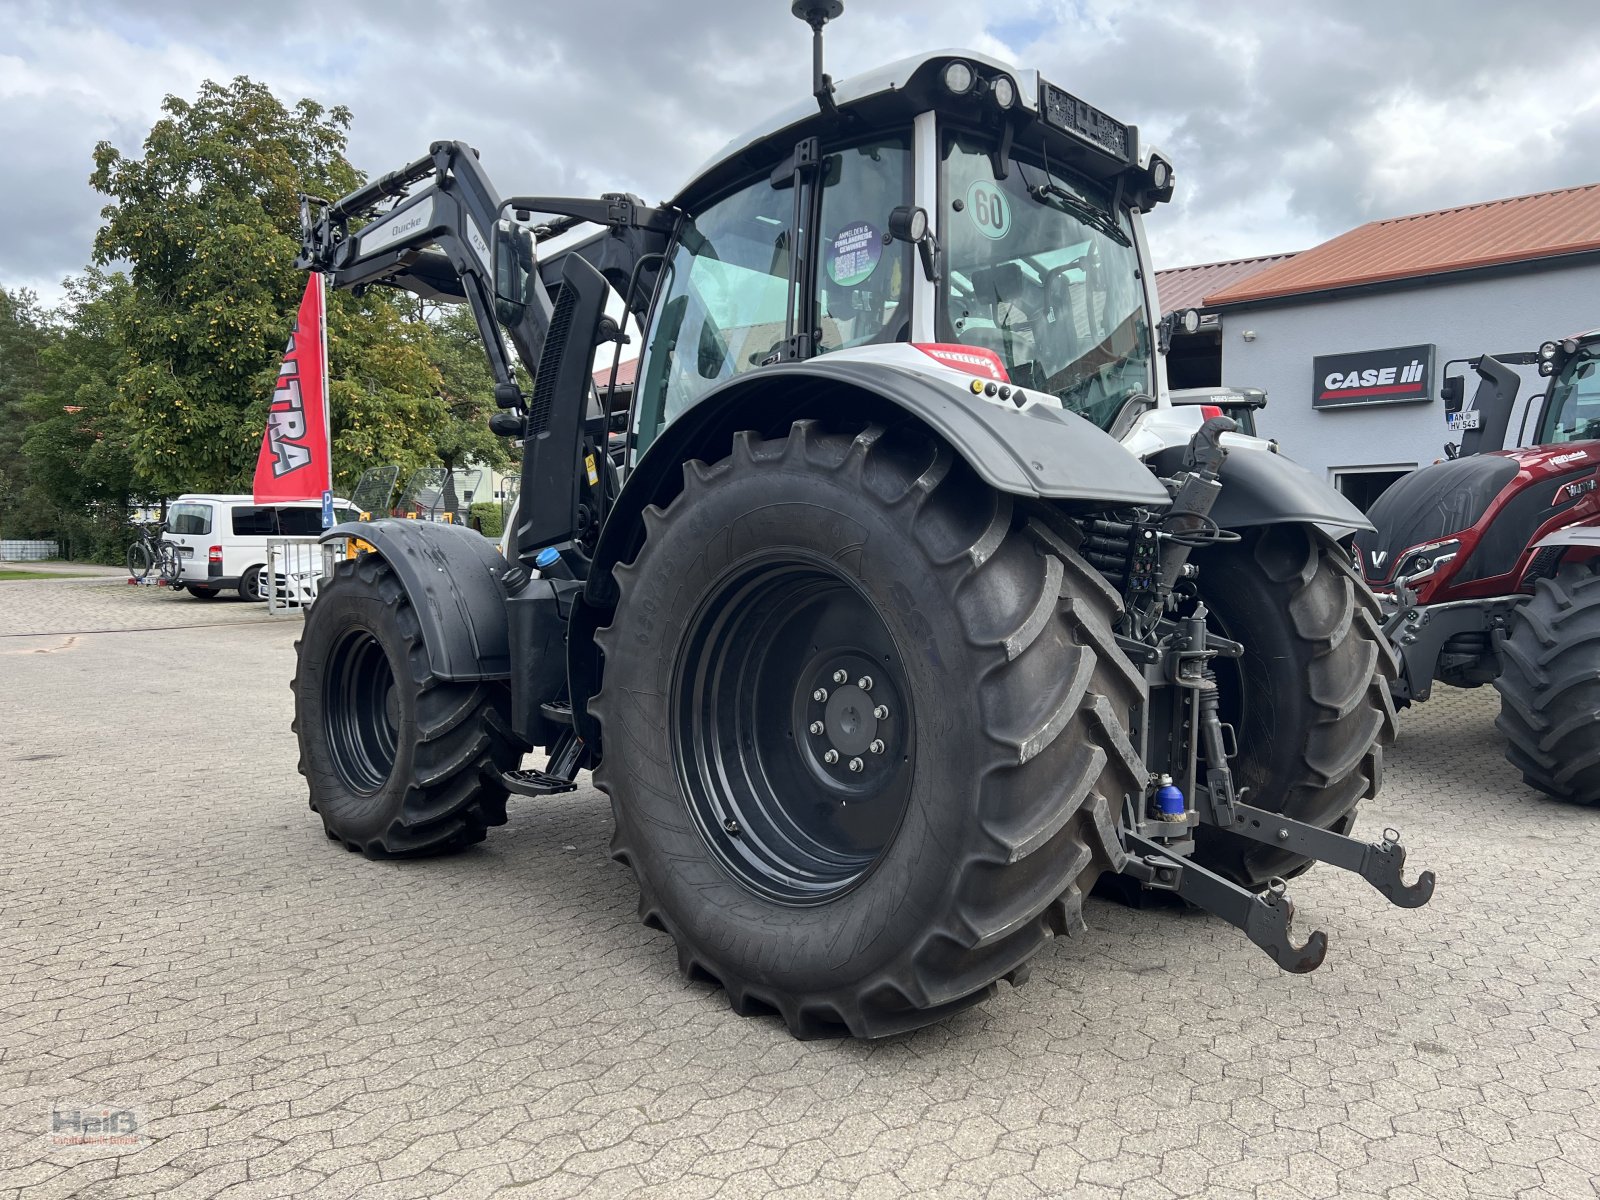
[[1531, 332, 1600, 445], [626, 47, 1173, 455]]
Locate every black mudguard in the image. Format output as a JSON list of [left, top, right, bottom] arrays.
[[585, 359, 1170, 608], [1151, 443, 1373, 533], [320, 519, 512, 680]]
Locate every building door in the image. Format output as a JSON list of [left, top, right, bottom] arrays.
[[1333, 466, 1414, 513]]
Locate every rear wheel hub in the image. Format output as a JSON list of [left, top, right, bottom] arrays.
[[673, 554, 915, 906]]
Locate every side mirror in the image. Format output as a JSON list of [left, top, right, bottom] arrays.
[[493, 220, 537, 313], [1440, 374, 1464, 413]]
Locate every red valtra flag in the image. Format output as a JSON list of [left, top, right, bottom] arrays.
[[253, 274, 332, 504]]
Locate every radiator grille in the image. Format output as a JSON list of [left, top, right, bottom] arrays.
[[528, 284, 577, 435]]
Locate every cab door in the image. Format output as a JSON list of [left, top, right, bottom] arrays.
[[631, 132, 914, 457], [631, 170, 802, 455]]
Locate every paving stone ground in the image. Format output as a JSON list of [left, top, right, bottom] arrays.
[[1, 575, 1596, 1199]]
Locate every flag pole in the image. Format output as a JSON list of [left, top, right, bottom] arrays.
[[318, 271, 332, 499]]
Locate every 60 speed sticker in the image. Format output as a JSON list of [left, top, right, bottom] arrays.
[[966, 181, 1011, 239]]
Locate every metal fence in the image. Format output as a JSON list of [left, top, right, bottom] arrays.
[[1, 540, 59, 562], [265, 538, 339, 615]]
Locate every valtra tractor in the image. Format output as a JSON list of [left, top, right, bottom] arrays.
[[290, 3, 1432, 1037], [1359, 336, 1600, 804]]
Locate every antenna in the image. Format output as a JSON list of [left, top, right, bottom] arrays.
[[792, 1, 844, 117]]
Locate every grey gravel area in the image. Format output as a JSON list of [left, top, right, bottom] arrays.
[[1, 575, 1596, 1199]]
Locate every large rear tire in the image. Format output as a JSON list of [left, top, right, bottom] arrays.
[[591, 422, 1145, 1038], [1495, 562, 1600, 804], [292, 555, 521, 856], [1188, 525, 1398, 888]]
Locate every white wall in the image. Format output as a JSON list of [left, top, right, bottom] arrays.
[[1217, 260, 1597, 483]]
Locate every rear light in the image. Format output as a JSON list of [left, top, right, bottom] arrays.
[[1200, 404, 1225, 420], [208, 545, 222, 564], [913, 343, 1009, 382]]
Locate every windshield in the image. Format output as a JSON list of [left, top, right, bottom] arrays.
[[1537, 344, 1600, 444], [939, 133, 1152, 431]]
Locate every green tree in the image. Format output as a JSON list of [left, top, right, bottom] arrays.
[[89, 75, 477, 498], [17, 272, 143, 559], [0, 288, 57, 533], [424, 301, 516, 475]]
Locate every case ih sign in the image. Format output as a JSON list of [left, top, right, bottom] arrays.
[[1313, 344, 1435, 410]]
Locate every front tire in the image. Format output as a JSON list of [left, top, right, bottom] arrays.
[[592, 422, 1145, 1038], [1495, 562, 1600, 804], [292, 555, 521, 856], [1189, 525, 1398, 887], [127, 542, 152, 580]]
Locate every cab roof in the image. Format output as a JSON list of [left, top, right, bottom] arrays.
[[676, 49, 1040, 203], [668, 48, 1166, 212]]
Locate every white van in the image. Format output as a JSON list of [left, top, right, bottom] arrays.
[[165, 493, 359, 600]]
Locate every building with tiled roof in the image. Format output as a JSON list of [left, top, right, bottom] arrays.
[[1155, 253, 1295, 315], [1206, 184, 1600, 308], [1174, 181, 1600, 507]]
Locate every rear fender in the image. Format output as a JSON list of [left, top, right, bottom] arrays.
[[587, 358, 1169, 609], [569, 358, 1172, 751], [1151, 442, 1373, 534], [320, 519, 512, 680]]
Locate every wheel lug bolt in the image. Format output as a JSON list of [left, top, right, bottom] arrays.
[[858, 675, 873, 691], [824, 749, 839, 764], [833, 669, 848, 684], [869, 739, 884, 755], [848, 757, 864, 772], [873, 705, 888, 720], [813, 688, 828, 702], [809, 721, 825, 735]]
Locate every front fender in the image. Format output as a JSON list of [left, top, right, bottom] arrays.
[[1151, 443, 1373, 534], [321, 519, 512, 680]]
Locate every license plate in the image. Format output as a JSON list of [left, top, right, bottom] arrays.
[[177, 546, 194, 556], [1446, 410, 1480, 431]]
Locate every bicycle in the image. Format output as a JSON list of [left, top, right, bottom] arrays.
[[126, 520, 184, 586]]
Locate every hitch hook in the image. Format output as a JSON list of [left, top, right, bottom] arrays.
[[1123, 833, 1329, 974], [1367, 827, 1436, 909]]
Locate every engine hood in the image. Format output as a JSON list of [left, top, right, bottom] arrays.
[[1359, 455, 1518, 584]]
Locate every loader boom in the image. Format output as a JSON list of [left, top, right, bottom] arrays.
[[297, 141, 674, 570]]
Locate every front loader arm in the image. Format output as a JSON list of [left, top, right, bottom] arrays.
[[298, 140, 536, 402], [297, 142, 676, 572]]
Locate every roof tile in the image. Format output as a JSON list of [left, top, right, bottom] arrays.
[[1204, 182, 1600, 306], [1155, 254, 1295, 314]]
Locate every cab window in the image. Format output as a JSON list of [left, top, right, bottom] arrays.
[[815, 137, 912, 355], [634, 180, 794, 452], [1538, 348, 1600, 443]]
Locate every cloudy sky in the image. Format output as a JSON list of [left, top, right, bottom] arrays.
[[3, 0, 1598, 304]]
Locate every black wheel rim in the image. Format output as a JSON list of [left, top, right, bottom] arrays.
[[672, 553, 915, 906], [324, 628, 399, 794]]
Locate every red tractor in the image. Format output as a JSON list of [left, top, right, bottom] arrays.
[[1358, 333, 1600, 803]]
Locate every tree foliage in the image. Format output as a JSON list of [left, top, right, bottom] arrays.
[[0, 288, 57, 526], [84, 75, 511, 501]]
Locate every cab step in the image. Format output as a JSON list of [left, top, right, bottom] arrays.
[[501, 768, 577, 797]]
